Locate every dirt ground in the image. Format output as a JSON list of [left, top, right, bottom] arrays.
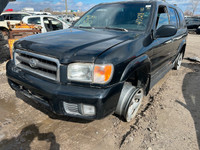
[[0, 34, 199, 150]]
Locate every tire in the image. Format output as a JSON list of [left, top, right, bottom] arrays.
[[115, 82, 144, 122], [196, 28, 200, 34], [124, 88, 144, 122], [174, 53, 183, 70], [1, 29, 9, 40], [0, 31, 3, 41]]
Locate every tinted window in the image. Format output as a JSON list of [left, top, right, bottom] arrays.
[[156, 6, 169, 29], [2, 14, 10, 20], [169, 8, 177, 27], [28, 17, 41, 25], [74, 3, 152, 31], [9, 14, 22, 20], [0, 15, 4, 21], [2, 14, 29, 21]]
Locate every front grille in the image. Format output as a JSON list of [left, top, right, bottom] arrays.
[[63, 102, 81, 115], [14, 49, 60, 81]]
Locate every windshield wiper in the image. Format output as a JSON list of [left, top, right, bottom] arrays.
[[105, 27, 128, 32], [77, 26, 95, 29]]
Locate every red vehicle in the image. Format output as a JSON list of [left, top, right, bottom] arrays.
[[5, 9, 13, 12]]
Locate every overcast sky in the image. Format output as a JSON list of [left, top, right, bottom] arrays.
[[5, 0, 200, 14]]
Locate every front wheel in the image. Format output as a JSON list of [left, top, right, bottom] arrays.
[[115, 82, 144, 122], [124, 88, 144, 122]]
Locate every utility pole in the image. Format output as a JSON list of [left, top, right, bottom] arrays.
[[65, 0, 68, 14]]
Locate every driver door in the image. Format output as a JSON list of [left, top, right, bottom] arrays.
[[151, 5, 175, 75]]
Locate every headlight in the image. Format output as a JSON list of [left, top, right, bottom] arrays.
[[68, 63, 93, 82], [67, 63, 114, 84]]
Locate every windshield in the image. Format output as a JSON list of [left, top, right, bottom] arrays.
[[74, 3, 152, 31]]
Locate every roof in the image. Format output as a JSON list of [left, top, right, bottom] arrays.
[[98, 0, 176, 8], [23, 15, 55, 18], [1, 11, 31, 15]]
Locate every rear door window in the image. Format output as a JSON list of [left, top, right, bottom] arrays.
[[169, 7, 178, 28]]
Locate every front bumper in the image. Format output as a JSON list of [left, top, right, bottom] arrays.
[[6, 61, 123, 120]]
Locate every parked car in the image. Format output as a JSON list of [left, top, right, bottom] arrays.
[[55, 15, 72, 26], [61, 14, 80, 23], [22, 15, 69, 33], [185, 16, 200, 29], [7, 1, 188, 122], [197, 26, 200, 34], [0, 11, 31, 39], [28, 12, 52, 15], [185, 16, 200, 34]]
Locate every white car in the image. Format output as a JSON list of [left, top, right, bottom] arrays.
[[22, 15, 69, 33], [0, 11, 31, 39], [64, 14, 80, 23], [28, 12, 52, 15]]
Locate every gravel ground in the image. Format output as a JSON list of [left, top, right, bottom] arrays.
[[0, 34, 199, 150]]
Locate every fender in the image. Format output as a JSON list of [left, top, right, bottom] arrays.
[[177, 38, 186, 54], [120, 54, 151, 82], [173, 38, 187, 65]]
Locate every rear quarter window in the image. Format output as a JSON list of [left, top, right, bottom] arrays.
[[176, 8, 186, 28], [2, 14, 10, 20], [0, 15, 4, 21]]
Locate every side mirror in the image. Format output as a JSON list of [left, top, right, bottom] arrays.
[[155, 25, 177, 38]]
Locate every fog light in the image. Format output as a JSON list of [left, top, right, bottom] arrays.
[[82, 105, 96, 116]]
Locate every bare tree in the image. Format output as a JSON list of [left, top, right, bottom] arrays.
[[44, 8, 53, 13], [189, 0, 200, 15], [184, 10, 193, 16]]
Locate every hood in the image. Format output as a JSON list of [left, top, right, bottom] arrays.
[[15, 28, 138, 64]]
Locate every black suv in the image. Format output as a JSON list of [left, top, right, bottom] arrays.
[[6, 1, 187, 122]]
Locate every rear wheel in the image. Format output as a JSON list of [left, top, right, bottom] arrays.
[[196, 28, 200, 34], [174, 53, 183, 70], [115, 82, 144, 122]]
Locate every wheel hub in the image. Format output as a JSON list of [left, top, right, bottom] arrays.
[[125, 88, 144, 122]]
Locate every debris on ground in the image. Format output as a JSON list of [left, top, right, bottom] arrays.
[[186, 57, 200, 63]]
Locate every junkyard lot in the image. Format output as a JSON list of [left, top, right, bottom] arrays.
[[0, 34, 199, 150]]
